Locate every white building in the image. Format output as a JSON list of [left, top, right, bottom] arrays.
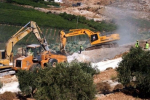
[[54, 0, 63, 3], [44, 0, 63, 3]]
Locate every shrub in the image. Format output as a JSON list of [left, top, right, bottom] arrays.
[[16, 70, 37, 97], [6, 0, 12, 3], [0, 3, 117, 32], [17, 62, 97, 100], [117, 47, 150, 97], [78, 62, 100, 76]]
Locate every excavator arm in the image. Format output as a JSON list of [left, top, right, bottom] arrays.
[[60, 29, 120, 53]]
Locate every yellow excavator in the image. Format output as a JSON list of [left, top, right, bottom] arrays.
[[60, 29, 120, 54], [0, 21, 67, 71]]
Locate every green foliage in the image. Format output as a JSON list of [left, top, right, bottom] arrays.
[[59, 13, 117, 32], [78, 62, 100, 76], [16, 70, 37, 96], [17, 62, 97, 100], [59, 12, 77, 21], [0, 3, 117, 31], [117, 47, 150, 97], [6, 0, 12, 3]]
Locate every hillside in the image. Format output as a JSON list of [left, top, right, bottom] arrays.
[[42, 0, 150, 45]]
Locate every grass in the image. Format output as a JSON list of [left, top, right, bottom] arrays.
[[0, 2, 117, 31]]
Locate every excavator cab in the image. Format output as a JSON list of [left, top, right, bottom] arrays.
[[26, 44, 42, 62], [91, 34, 98, 42]]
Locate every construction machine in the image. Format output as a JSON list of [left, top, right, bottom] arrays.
[[0, 21, 67, 72], [60, 29, 120, 54]]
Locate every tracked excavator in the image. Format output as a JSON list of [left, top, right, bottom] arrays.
[[0, 21, 66, 72], [60, 29, 120, 54]]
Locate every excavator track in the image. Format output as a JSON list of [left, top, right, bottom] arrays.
[[85, 42, 118, 51], [0, 68, 15, 77]]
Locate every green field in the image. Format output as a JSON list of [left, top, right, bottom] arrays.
[[0, 2, 117, 31]]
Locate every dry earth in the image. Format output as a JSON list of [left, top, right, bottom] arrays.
[[96, 92, 142, 100], [93, 69, 142, 100]]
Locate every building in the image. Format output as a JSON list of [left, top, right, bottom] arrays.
[[44, 0, 63, 3], [54, 0, 63, 3]]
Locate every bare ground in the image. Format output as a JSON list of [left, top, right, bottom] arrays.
[[94, 69, 142, 100]]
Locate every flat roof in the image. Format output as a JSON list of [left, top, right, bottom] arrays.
[[26, 44, 40, 48]]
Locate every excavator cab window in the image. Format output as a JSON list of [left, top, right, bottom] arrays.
[[91, 34, 98, 42], [26, 46, 41, 57], [0, 50, 5, 59]]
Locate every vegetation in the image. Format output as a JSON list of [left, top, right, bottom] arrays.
[[0, 2, 117, 31], [117, 47, 150, 98], [59, 13, 117, 32], [16, 62, 98, 100]]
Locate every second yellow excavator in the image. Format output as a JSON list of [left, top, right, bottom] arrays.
[[60, 29, 120, 54]]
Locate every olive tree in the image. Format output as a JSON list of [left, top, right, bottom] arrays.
[[117, 47, 150, 97], [17, 62, 97, 100]]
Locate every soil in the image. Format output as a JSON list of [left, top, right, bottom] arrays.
[[93, 69, 143, 100], [93, 69, 117, 84], [95, 92, 142, 100]]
